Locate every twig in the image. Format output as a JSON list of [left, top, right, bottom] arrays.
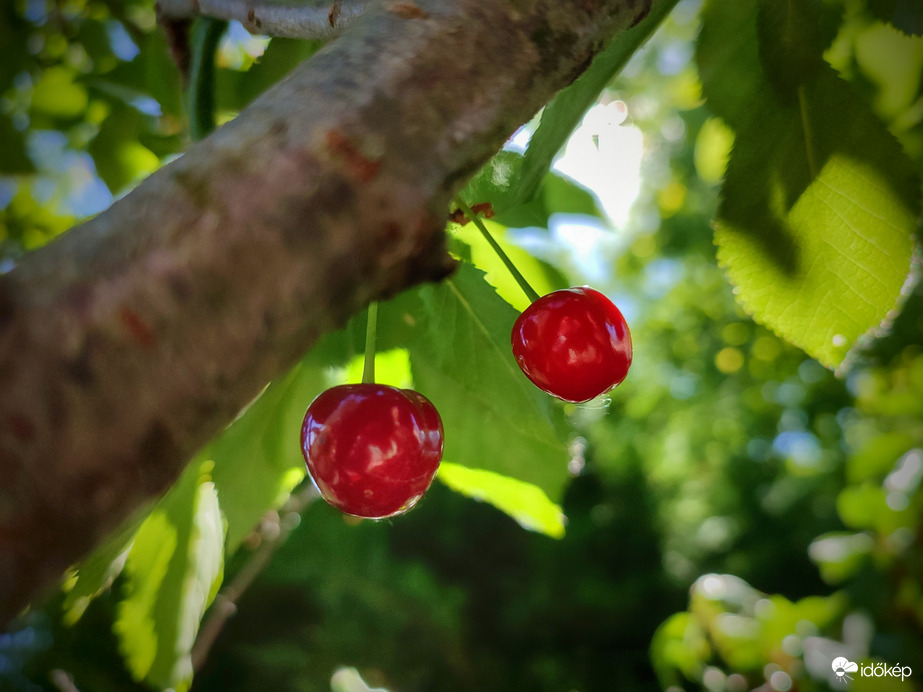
[[156, 0, 374, 39], [191, 482, 320, 671]]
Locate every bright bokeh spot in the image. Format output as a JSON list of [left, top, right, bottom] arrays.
[[715, 347, 744, 374], [695, 117, 734, 184]]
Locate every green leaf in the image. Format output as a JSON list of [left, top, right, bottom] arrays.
[[115, 514, 175, 681], [30, 66, 88, 119], [837, 483, 913, 534], [437, 462, 566, 538], [115, 459, 226, 692], [808, 531, 874, 584], [405, 264, 569, 501], [650, 612, 710, 687], [868, 0, 923, 36], [89, 103, 159, 193], [543, 168, 602, 219], [693, 116, 734, 184], [207, 361, 327, 553], [755, 0, 840, 103], [61, 510, 146, 625], [458, 150, 601, 228], [701, 0, 920, 369], [848, 431, 916, 483], [696, 0, 762, 127], [716, 133, 918, 368], [514, 0, 681, 206]]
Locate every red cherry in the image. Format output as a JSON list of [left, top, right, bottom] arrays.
[[300, 384, 444, 518], [511, 287, 632, 403]]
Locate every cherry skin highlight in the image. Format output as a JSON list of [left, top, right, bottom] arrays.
[[300, 384, 444, 519], [511, 287, 632, 403]]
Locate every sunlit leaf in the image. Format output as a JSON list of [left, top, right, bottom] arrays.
[[437, 461, 566, 538], [89, 103, 160, 193], [693, 117, 734, 184], [715, 73, 918, 367], [651, 612, 711, 688], [700, 0, 920, 369], [115, 460, 225, 692], [61, 511, 146, 625], [850, 22, 923, 126], [30, 66, 88, 119], [115, 512, 175, 681]]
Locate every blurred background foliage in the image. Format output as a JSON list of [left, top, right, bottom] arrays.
[[1, 0, 922, 690]]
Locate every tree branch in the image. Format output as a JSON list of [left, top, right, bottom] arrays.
[[156, 0, 374, 39], [0, 0, 652, 628]]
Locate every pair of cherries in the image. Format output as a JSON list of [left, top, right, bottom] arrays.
[[300, 284, 632, 519]]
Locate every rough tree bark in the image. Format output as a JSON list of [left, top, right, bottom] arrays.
[[0, 0, 650, 627]]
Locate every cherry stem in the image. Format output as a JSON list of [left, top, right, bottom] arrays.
[[362, 301, 378, 384], [453, 197, 541, 303]]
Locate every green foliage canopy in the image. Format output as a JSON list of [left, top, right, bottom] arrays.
[[1, 0, 921, 690]]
